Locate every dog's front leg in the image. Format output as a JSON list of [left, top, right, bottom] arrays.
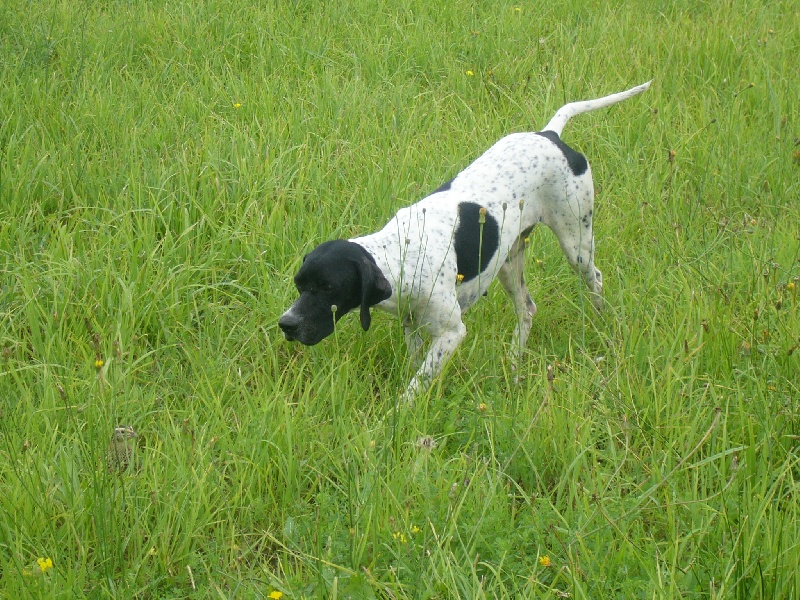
[[403, 316, 425, 363], [403, 321, 467, 400]]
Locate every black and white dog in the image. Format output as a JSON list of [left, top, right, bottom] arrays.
[[279, 82, 651, 397]]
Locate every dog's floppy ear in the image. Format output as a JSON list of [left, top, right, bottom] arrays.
[[358, 257, 392, 331]]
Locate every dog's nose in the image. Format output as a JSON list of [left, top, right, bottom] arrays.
[[278, 313, 299, 339]]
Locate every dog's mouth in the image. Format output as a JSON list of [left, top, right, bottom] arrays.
[[281, 327, 329, 347], [278, 311, 332, 346]]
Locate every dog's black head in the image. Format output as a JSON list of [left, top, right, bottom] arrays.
[[278, 240, 392, 346]]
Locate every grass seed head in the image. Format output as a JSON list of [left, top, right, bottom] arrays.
[[416, 435, 437, 452]]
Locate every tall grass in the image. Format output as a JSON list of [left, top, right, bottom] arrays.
[[1, 0, 798, 597]]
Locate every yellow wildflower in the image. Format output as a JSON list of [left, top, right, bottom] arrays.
[[539, 555, 551, 567], [410, 525, 421, 534], [268, 592, 284, 600], [456, 274, 465, 284], [477, 402, 487, 413], [465, 70, 474, 76], [94, 359, 104, 369], [787, 281, 796, 291], [234, 102, 242, 109], [37, 557, 54, 573], [392, 531, 408, 544]]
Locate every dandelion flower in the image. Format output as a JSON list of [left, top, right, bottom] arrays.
[[465, 70, 474, 76], [268, 592, 284, 599], [539, 555, 551, 567], [234, 102, 242, 109]]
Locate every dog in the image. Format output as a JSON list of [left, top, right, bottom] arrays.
[[279, 81, 651, 397]]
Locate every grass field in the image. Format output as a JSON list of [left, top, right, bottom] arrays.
[[1, 0, 799, 597]]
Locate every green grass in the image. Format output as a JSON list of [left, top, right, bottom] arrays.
[[1, 0, 799, 597]]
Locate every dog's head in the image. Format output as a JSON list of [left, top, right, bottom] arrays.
[[278, 240, 392, 345]]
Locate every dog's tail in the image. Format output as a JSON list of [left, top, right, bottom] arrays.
[[543, 81, 652, 137]]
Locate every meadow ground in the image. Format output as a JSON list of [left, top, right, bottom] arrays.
[[1, 0, 799, 597]]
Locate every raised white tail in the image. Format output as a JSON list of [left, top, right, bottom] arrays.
[[543, 81, 652, 137]]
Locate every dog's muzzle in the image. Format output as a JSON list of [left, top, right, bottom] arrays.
[[278, 313, 300, 341]]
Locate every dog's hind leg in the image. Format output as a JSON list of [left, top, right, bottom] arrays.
[[498, 236, 537, 365], [549, 184, 604, 312]]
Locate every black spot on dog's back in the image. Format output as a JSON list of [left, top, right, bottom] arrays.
[[454, 202, 499, 282], [536, 130, 588, 176], [431, 177, 454, 195]]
